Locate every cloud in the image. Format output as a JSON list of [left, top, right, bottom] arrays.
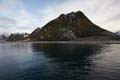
[[39, 0, 103, 22], [0, 0, 120, 33], [107, 13, 120, 22], [13, 8, 41, 33], [0, 17, 16, 28], [39, 0, 120, 32], [0, 0, 41, 33]]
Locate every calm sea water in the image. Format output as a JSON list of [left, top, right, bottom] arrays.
[[0, 42, 120, 80]]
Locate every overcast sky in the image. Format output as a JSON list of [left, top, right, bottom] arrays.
[[0, 0, 120, 33]]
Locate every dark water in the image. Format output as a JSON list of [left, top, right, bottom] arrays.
[[0, 43, 120, 80]]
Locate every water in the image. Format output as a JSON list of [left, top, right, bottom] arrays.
[[0, 42, 120, 80]]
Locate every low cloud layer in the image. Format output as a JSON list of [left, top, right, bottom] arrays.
[[0, 0, 120, 33]]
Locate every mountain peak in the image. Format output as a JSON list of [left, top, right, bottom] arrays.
[[58, 11, 85, 20]]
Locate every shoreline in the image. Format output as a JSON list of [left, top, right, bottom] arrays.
[[1, 41, 120, 44]]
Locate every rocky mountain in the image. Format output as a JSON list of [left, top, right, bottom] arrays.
[[30, 11, 119, 41], [7, 33, 29, 41], [30, 28, 41, 39], [0, 34, 9, 41]]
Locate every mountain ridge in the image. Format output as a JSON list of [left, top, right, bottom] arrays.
[[30, 11, 119, 41]]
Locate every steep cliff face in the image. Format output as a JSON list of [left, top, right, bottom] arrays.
[[30, 11, 118, 41]]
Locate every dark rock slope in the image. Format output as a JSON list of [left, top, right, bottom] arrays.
[[30, 11, 119, 41]]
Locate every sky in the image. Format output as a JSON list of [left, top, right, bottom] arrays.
[[0, 0, 120, 34]]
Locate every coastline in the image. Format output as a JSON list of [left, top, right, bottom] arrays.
[[1, 40, 120, 44]]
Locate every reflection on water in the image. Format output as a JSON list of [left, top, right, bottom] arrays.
[[0, 43, 120, 80]]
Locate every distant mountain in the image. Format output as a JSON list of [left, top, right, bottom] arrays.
[[30, 11, 119, 41], [0, 34, 9, 41], [7, 33, 29, 41], [116, 30, 120, 35]]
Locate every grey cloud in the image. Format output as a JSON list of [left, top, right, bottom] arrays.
[[106, 13, 120, 22], [0, 17, 17, 28]]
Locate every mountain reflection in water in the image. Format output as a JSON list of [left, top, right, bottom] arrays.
[[0, 43, 120, 80]]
